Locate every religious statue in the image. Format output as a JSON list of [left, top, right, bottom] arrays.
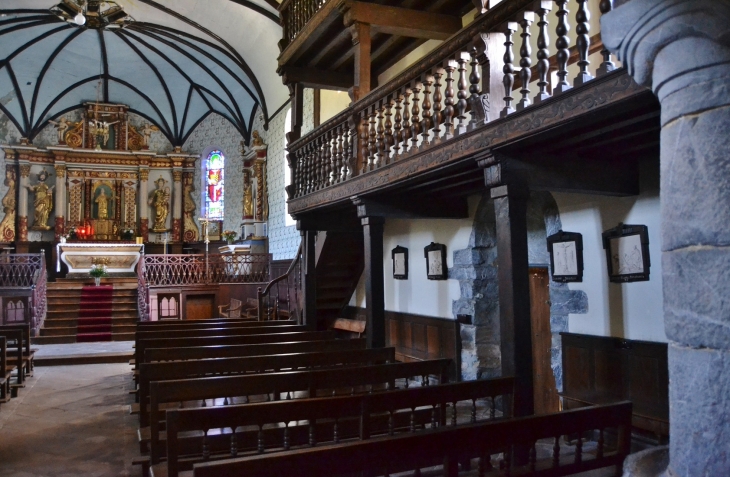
[[26, 169, 54, 231], [48, 116, 72, 144], [95, 188, 110, 219], [0, 170, 17, 241], [243, 179, 253, 218], [183, 176, 199, 242], [89, 119, 119, 148], [148, 176, 170, 232], [140, 122, 159, 148], [251, 130, 264, 148]]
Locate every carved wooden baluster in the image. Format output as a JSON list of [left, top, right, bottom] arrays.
[[384, 99, 394, 164], [360, 112, 369, 174], [451, 401, 458, 425], [456, 54, 468, 134], [553, 435, 560, 467], [393, 93, 403, 159], [431, 405, 437, 428], [293, 149, 301, 197], [421, 75, 432, 147], [500, 22, 518, 117], [309, 421, 316, 446], [328, 129, 336, 185], [554, 0, 571, 94], [468, 46, 481, 130], [534, 1, 553, 103], [368, 106, 377, 170], [431, 69, 443, 142], [315, 135, 324, 190], [376, 101, 385, 168], [471, 398, 477, 423], [202, 430, 210, 459], [298, 146, 306, 196], [402, 88, 412, 154], [574, 0, 594, 86], [335, 124, 343, 183], [324, 132, 332, 188], [257, 424, 265, 454], [410, 83, 421, 151], [443, 61, 455, 139], [306, 141, 314, 194], [517, 11, 534, 111], [410, 407, 416, 432], [597, 0, 616, 76], [230, 428, 238, 457], [343, 120, 352, 179], [283, 423, 291, 450]]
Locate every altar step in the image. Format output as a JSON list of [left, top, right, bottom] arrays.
[[33, 282, 139, 344]]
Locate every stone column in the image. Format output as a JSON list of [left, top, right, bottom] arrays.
[[603, 2, 730, 475], [172, 169, 182, 242], [18, 163, 30, 242], [54, 164, 66, 240], [138, 168, 149, 242]]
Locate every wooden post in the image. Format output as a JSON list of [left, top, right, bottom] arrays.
[[301, 229, 317, 330], [491, 184, 534, 418], [362, 216, 385, 348], [350, 22, 371, 102], [287, 82, 305, 144]]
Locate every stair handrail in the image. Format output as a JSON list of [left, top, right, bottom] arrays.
[[257, 241, 303, 322]]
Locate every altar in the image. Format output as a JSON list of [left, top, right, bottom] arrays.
[[57, 243, 144, 277]]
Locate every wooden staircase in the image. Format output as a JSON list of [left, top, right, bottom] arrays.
[[33, 279, 138, 344], [314, 231, 364, 328]]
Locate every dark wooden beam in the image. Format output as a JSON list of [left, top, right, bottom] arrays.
[[280, 66, 351, 91], [308, 28, 352, 68], [350, 22, 371, 100], [362, 216, 385, 348], [353, 196, 468, 219], [296, 212, 361, 231], [287, 82, 304, 143], [342, 1, 462, 40], [301, 230, 317, 330]]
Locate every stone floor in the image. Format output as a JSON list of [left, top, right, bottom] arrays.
[[0, 363, 138, 477], [33, 341, 134, 358]]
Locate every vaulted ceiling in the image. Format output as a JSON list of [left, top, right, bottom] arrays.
[[0, 0, 287, 146]]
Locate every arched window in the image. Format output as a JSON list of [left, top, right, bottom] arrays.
[[284, 109, 296, 226], [205, 149, 225, 219]]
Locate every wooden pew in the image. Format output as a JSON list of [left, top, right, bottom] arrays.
[[0, 329, 25, 387], [156, 377, 514, 477], [136, 319, 294, 331], [135, 325, 307, 343], [1, 337, 18, 404], [143, 337, 366, 364], [0, 324, 36, 376], [135, 331, 336, 374], [192, 401, 633, 477], [136, 347, 397, 426], [147, 359, 452, 464]]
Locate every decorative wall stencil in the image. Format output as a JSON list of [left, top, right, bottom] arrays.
[[392, 246, 408, 280], [547, 230, 584, 282], [424, 242, 447, 280], [602, 223, 650, 282]]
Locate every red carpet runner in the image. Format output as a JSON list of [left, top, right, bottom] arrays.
[[76, 285, 114, 342]]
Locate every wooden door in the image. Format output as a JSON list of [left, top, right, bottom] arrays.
[[529, 268, 559, 414], [185, 294, 216, 320]]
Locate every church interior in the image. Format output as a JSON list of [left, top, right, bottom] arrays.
[[0, 0, 727, 476]]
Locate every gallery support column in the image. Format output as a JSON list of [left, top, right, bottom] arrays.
[[172, 169, 182, 242], [138, 168, 149, 242], [18, 164, 30, 242], [54, 164, 66, 240], [299, 227, 317, 330], [362, 216, 385, 348], [603, 1, 730, 475]]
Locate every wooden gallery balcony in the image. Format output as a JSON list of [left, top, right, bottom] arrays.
[[280, 0, 661, 223]]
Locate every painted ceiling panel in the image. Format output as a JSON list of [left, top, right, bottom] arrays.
[[0, 1, 285, 146]]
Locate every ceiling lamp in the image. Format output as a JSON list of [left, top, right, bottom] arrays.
[[52, 0, 133, 29]]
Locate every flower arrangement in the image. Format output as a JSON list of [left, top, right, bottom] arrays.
[[89, 264, 108, 278], [121, 228, 135, 240], [222, 230, 237, 243], [64, 227, 77, 240]]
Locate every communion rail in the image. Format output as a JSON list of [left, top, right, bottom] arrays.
[[142, 254, 271, 287], [286, 0, 620, 202], [0, 252, 47, 334], [257, 242, 303, 322]]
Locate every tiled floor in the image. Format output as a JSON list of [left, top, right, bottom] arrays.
[[32, 341, 134, 358], [0, 363, 138, 477]]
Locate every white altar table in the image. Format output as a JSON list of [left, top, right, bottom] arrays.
[[57, 243, 144, 276]]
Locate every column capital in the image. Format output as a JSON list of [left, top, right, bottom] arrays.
[[138, 168, 149, 181], [172, 170, 182, 182], [602, 0, 730, 124], [54, 164, 66, 178], [19, 164, 31, 178]]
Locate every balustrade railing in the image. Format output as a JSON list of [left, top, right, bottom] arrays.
[[287, 0, 617, 201], [137, 255, 150, 322], [257, 242, 302, 322], [279, 0, 330, 49], [0, 253, 47, 333], [30, 258, 47, 333], [143, 254, 270, 287]]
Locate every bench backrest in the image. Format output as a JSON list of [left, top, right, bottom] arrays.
[[136, 319, 294, 331], [0, 324, 31, 355], [192, 401, 633, 477], [137, 331, 336, 367], [138, 347, 396, 426], [149, 359, 452, 464], [135, 324, 307, 342], [165, 377, 514, 477], [0, 329, 24, 384], [0, 337, 6, 382], [143, 338, 366, 363]]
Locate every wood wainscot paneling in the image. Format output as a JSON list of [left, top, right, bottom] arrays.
[[270, 259, 294, 280], [345, 306, 461, 381], [560, 332, 669, 443]]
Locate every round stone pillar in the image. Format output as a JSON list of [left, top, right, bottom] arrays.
[[603, 1, 730, 475], [172, 169, 182, 242], [54, 164, 66, 239], [18, 164, 30, 241]]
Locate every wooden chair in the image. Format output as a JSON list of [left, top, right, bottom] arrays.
[[217, 298, 242, 318]]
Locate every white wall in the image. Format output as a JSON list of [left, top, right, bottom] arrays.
[[553, 161, 665, 342]]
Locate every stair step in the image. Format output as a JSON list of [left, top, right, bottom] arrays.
[[42, 317, 138, 328]]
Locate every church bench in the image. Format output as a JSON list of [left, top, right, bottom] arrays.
[[136, 319, 293, 330], [153, 377, 514, 477], [135, 347, 397, 426], [0, 324, 36, 376], [135, 324, 307, 343], [0, 329, 26, 387], [192, 401, 633, 477], [134, 330, 336, 376], [1, 337, 18, 404], [146, 359, 452, 463]]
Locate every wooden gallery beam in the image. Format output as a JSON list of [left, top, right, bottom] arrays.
[[341, 1, 463, 40]]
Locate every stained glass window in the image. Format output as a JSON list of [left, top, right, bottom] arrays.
[[205, 150, 225, 219]]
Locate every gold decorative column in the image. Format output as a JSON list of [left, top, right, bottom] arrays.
[[18, 164, 31, 241], [138, 168, 149, 241], [182, 171, 198, 242], [250, 130, 268, 238], [0, 165, 17, 242], [54, 164, 66, 239], [172, 169, 183, 242]]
